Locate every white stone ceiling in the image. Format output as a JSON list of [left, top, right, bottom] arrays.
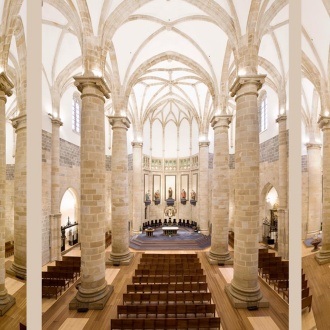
[[42, 0, 292, 136], [301, 0, 330, 144]]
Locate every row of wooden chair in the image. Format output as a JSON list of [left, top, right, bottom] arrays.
[[111, 317, 220, 330], [110, 253, 220, 329], [140, 253, 198, 259], [126, 283, 208, 294], [132, 275, 207, 285], [117, 304, 216, 318], [142, 219, 198, 229], [5, 241, 14, 257], [42, 256, 81, 299], [135, 269, 204, 277]]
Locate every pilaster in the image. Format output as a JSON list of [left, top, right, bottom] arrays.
[[69, 75, 113, 310], [208, 115, 233, 265], [198, 140, 210, 235], [225, 74, 269, 308], [315, 115, 330, 264], [50, 116, 63, 261], [276, 114, 289, 259], [107, 116, 133, 265], [7, 113, 27, 280], [132, 141, 143, 234], [0, 72, 16, 314], [305, 143, 322, 238]]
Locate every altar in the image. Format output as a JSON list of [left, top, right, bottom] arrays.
[[162, 226, 179, 236]]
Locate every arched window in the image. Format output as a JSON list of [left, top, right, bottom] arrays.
[[258, 91, 267, 133], [72, 93, 81, 133]]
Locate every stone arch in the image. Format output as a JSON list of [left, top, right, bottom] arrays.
[[59, 187, 80, 228], [259, 182, 279, 243]]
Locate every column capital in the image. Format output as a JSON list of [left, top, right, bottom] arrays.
[[199, 140, 210, 148], [211, 115, 232, 129], [276, 114, 287, 123], [108, 116, 131, 130], [305, 142, 322, 150], [48, 114, 63, 127], [0, 72, 14, 97], [131, 141, 143, 148], [318, 115, 330, 130], [11, 113, 27, 131], [230, 74, 266, 98], [73, 75, 110, 99]]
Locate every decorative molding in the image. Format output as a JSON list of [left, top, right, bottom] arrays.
[[0, 72, 14, 97], [73, 75, 110, 99], [230, 74, 266, 97]]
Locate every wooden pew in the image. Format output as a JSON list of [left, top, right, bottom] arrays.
[[122, 292, 212, 305], [302, 295, 312, 312], [111, 317, 220, 330], [137, 264, 200, 270], [117, 304, 216, 318], [135, 268, 204, 277], [42, 285, 62, 299], [132, 275, 206, 284], [126, 283, 208, 293]]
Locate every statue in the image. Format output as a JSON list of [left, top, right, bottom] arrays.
[[191, 190, 196, 200], [181, 189, 186, 199], [168, 187, 173, 199], [145, 191, 150, 201], [154, 190, 160, 200]]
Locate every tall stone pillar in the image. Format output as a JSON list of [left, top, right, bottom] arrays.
[[306, 143, 322, 238], [208, 115, 233, 265], [276, 115, 289, 259], [316, 115, 330, 264], [198, 141, 210, 235], [131, 141, 143, 234], [8, 112, 27, 280], [69, 75, 113, 310], [225, 74, 268, 308], [0, 72, 15, 314], [108, 116, 133, 265], [49, 117, 63, 261]]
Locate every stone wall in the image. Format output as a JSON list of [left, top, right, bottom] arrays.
[[5, 171, 14, 241]]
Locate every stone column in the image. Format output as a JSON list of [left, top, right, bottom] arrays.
[[0, 72, 15, 314], [225, 74, 268, 308], [49, 117, 63, 261], [131, 141, 143, 234], [69, 75, 113, 310], [276, 115, 289, 259], [108, 116, 133, 265], [208, 115, 233, 265], [316, 115, 330, 264], [198, 141, 210, 235], [7, 112, 27, 280], [306, 143, 322, 238]]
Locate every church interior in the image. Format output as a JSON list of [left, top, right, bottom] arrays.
[[0, 0, 329, 329]]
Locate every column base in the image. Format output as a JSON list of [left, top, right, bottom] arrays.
[[315, 250, 330, 264], [7, 262, 26, 280], [131, 229, 141, 236], [69, 285, 113, 311], [207, 251, 233, 265], [225, 283, 269, 309], [0, 294, 16, 316], [306, 230, 321, 239], [107, 251, 134, 266]]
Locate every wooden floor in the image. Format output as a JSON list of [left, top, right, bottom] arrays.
[[0, 259, 27, 330], [42, 250, 288, 330], [302, 252, 330, 330]]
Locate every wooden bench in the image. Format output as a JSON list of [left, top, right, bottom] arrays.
[[42, 285, 62, 299], [139, 259, 201, 265], [140, 254, 198, 260], [42, 271, 76, 282], [123, 292, 212, 305], [47, 266, 80, 279], [126, 283, 208, 294], [42, 278, 69, 290], [111, 317, 220, 329], [302, 295, 312, 312], [135, 268, 204, 277], [132, 275, 206, 284], [117, 304, 216, 318], [137, 264, 201, 270]]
